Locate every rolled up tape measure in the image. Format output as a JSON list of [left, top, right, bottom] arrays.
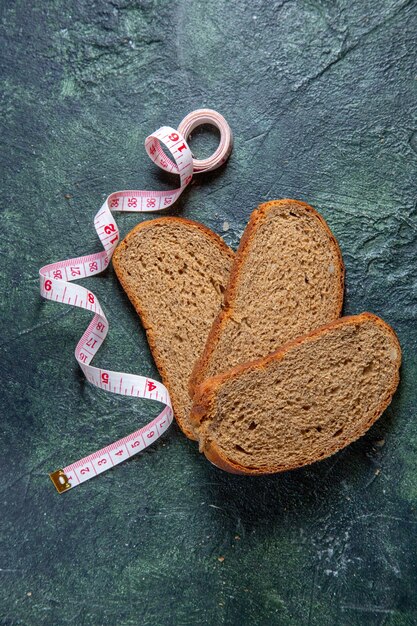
[[40, 109, 233, 493]]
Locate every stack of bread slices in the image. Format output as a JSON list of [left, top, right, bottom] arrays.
[[113, 199, 401, 474]]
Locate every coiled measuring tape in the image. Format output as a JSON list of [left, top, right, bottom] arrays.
[[39, 109, 233, 493]]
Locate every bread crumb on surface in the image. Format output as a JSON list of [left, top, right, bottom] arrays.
[[217, 556, 225, 562]]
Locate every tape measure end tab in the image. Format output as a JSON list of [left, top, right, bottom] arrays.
[[49, 469, 71, 493]]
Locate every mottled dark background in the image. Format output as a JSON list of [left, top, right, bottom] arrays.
[[1, 1, 417, 625]]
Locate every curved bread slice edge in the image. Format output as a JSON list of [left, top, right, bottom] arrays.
[[190, 313, 401, 474], [113, 217, 234, 439], [189, 199, 344, 398]]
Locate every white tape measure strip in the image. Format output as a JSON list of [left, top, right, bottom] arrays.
[[40, 109, 233, 493]]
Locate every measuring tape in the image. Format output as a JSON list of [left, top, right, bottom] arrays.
[[39, 109, 233, 493]]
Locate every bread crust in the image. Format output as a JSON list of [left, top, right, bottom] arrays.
[[190, 313, 401, 474], [112, 217, 234, 440], [189, 199, 345, 399]]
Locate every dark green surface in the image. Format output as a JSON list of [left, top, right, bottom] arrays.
[[1, 1, 417, 624]]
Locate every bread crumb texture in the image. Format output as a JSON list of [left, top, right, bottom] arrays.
[[193, 199, 344, 388], [195, 314, 400, 473], [113, 218, 233, 437]]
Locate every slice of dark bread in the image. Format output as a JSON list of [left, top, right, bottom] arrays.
[[189, 199, 344, 396], [113, 217, 234, 439], [190, 313, 401, 474]]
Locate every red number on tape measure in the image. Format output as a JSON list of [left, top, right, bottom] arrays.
[[146, 431, 155, 439], [101, 372, 109, 384], [88, 293, 94, 304], [131, 440, 141, 448], [169, 132, 179, 142], [80, 467, 90, 475], [98, 459, 107, 466], [44, 279, 52, 291], [104, 224, 116, 235]]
